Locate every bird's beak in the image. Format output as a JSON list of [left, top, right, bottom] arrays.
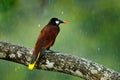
[[63, 21, 67, 24], [59, 19, 67, 24]]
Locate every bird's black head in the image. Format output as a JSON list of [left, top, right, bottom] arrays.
[[48, 17, 67, 25]]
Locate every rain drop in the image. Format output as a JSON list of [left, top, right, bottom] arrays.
[[61, 11, 64, 15], [97, 47, 101, 51], [38, 24, 41, 27]]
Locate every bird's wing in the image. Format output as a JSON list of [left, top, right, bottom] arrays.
[[41, 26, 59, 49], [34, 26, 59, 54]]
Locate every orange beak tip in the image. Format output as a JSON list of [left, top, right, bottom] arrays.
[[63, 21, 68, 24]]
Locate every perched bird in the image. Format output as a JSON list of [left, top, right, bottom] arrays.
[[28, 18, 67, 70]]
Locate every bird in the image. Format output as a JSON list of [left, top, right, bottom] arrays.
[[28, 17, 67, 70]]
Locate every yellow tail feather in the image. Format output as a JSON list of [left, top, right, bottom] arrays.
[[28, 52, 40, 70], [28, 63, 36, 70]]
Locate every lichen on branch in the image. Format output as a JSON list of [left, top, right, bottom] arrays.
[[0, 41, 120, 80]]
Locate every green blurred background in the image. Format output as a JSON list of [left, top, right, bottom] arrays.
[[0, 0, 120, 80]]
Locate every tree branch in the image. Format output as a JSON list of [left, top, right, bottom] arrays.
[[0, 41, 120, 80]]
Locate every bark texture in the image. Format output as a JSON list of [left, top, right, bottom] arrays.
[[0, 41, 120, 80]]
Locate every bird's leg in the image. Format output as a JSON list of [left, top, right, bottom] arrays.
[[45, 47, 54, 53], [40, 48, 59, 57], [47, 49, 56, 53], [46, 48, 58, 53]]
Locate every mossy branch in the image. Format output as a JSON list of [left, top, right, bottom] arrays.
[[0, 41, 120, 80]]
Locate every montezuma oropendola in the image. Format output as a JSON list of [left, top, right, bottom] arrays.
[[28, 18, 67, 70]]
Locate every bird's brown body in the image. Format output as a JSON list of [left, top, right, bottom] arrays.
[[33, 23, 60, 57], [28, 18, 67, 70]]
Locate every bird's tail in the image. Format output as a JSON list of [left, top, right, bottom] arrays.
[[28, 52, 40, 70]]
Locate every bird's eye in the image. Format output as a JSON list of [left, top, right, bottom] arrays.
[[55, 20, 60, 24]]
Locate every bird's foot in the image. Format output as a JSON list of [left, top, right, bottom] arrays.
[[46, 49, 58, 53]]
